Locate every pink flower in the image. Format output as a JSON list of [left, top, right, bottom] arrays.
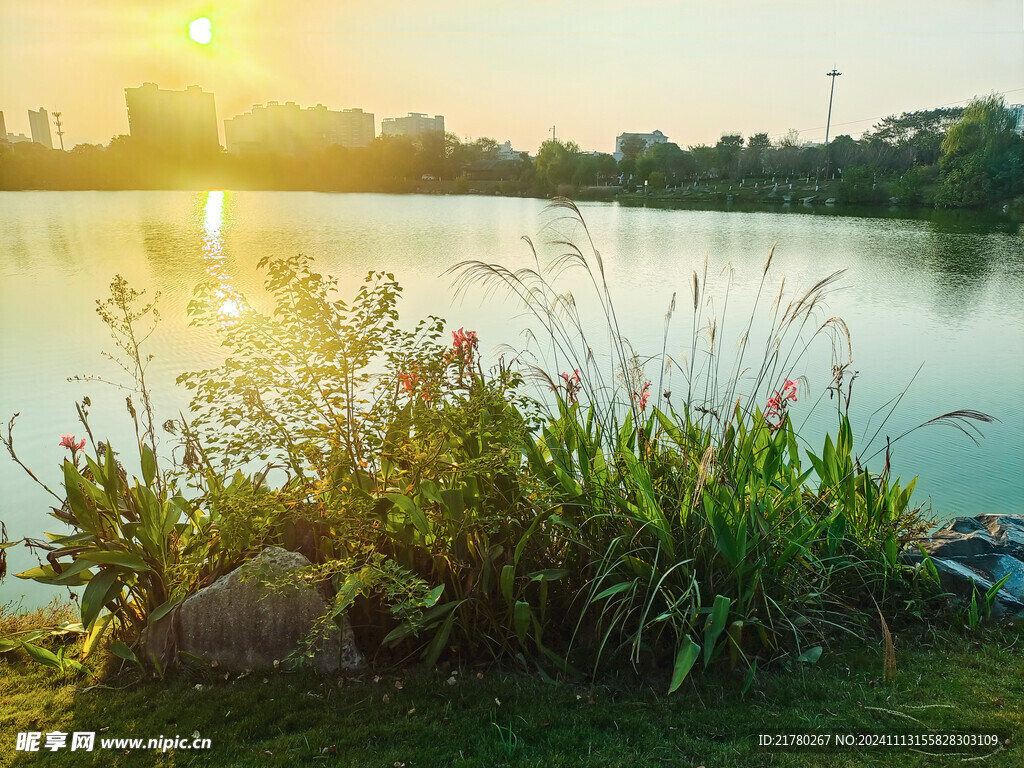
[[559, 369, 582, 403], [397, 369, 419, 394], [782, 379, 798, 402], [764, 380, 797, 427], [447, 328, 479, 374], [632, 381, 651, 412], [59, 434, 86, 452]]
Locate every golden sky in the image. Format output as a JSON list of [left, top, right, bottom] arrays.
[[2, 0, 1022, 152]]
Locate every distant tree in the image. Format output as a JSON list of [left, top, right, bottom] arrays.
[[825, 134, 859, 176], [642, 142, 695, 183], [648, 170, 666, 189], [715, 134, 744, 179], [688, 144, 717, 178], [776, 129, 801, 149], [747, 132, 771, 150], [892, 164, 936, 207], [936, 95, 1024, 207], [535, 138, 581, 191], [618, 134, 649, 161], [743, 132, 772, 176]]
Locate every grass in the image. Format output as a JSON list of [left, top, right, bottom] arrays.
[[1, 620, 1021, 767]]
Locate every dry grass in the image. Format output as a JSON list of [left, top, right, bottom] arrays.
[[0, 597, 78, 636]]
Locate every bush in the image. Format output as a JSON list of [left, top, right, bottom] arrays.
[[5, 202, 994, 688]]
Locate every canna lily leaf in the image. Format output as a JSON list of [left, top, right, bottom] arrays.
[[669, 637, 701, 693], [385, 493, 429, 536], [141, 443, 157, 487], [79, 550, 151, 572], [797, 646, 822, 664], [81, 570, 120, 630]]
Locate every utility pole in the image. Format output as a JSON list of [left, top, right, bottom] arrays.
[[53, 111, 65, 151], [823, 69, 841, 184]]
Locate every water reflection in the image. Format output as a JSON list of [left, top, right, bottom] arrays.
[[199, 191, 245, 327]]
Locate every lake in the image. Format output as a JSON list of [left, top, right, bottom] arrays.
[[2, 191, 1022, 606]]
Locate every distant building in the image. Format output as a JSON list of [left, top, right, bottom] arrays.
[[28, 108, 53, 149], [224, 102, 375, 155], [381, 112, 445, 138], [1009, 104, 1024, 135], [6, 133, 32, 144], [613, 130, 668, 160], [0, 111, 6, 142], [124, 83, 219, 155], [496, 140, 522, 162]]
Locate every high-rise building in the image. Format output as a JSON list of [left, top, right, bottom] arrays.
[[28, 108, 53, 149], [224, 102, 375, 155], [380, 113, 445, 138], [124, 83, 219, 155], [0, 111, 7, 142], [1009, 104, 1024, 136]]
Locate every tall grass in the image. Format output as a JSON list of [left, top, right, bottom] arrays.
[[450, 199, 991, 686]]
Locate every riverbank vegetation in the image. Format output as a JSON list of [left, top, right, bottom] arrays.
[[2, 95, 1021, 211], [2, 608, 1019, 767], [0, 203, 1005, 757]]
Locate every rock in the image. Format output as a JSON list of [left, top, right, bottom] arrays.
[[173, 546, 364, 674], [903, 514, 1024, 619]]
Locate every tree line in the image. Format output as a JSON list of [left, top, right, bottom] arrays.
[[1, 95, 1021, 208]]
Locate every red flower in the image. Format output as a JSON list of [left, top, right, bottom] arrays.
[[632, 381, 651, 412], [59, 434, 86, 452], [559, 369, 582, 403], [397, 370, 419, 394], [782, 379, 798, 402]]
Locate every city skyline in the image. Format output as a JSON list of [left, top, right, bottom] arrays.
[[2, 0, 1023, 152]]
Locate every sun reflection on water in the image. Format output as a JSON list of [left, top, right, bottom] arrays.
[[200, 190, 245, 327]]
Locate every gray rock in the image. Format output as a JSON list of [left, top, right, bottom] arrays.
[[173, 546, 364, 674], [904, 514, 1024, 619]]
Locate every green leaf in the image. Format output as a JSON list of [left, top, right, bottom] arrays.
[[79, 550, 151, 572], [528, 569, 570, 582], [20, 641, 63, 669], [703, 595, 731, 667], [513, 601, 532, 642], [669, 637, 701, 693], [141, 443, 157, 487], [111, 640, 140, 666], [63, 460, 97, 531], [422, 609, 457, 668], [82, 612, 114, 660], [593, 581, 633, 602], [81, 570, 120, 630], [918, 545, 941, 584], [796, 646, 822, 664], [500, 564, 515, 606], [148, 598, 182, 625], [385, 493, 429, 536], [742, 659, 758, 696]]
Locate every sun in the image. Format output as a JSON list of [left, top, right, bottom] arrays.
[[188, 17, 212, 45]]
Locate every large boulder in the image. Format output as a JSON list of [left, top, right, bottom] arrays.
[[903, 514, 1024, 619], [173, 546, 364, 674]]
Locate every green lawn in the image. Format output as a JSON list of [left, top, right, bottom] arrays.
[[1, 624, 1021, 768]]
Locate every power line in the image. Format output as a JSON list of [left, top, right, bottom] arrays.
[[765, 85, 1024, 142]]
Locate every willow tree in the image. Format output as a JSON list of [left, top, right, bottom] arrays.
[[936, 95, 1024, 208]]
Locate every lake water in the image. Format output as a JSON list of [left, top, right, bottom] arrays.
[[2, 191, 1022, 607]]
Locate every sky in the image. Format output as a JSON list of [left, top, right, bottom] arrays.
[[2, 0, 1023, 153]]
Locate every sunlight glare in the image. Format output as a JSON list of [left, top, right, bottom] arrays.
[[188, 17, 212, 45], [199, 191, 245, 327]]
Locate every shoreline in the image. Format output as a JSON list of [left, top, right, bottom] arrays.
[[0, 187, 1020, 225]]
